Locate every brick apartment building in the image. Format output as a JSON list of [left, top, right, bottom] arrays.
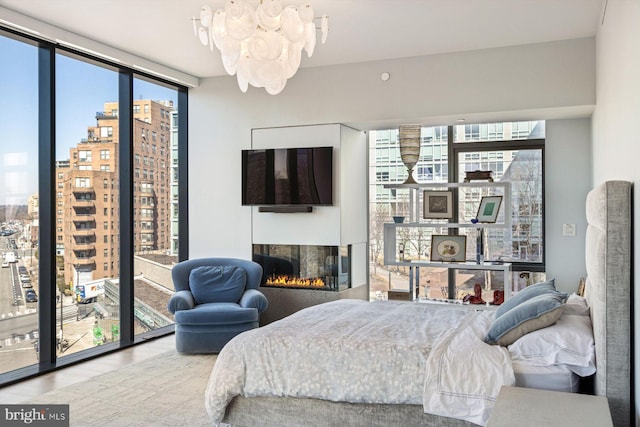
[[56, 99, 174, 290]]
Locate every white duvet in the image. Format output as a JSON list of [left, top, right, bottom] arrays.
[[205, 299, 514, 426]]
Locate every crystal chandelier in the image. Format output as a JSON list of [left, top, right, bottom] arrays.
[[193, 0, 329, 95]]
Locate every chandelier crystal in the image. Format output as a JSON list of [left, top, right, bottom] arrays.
[[193, 0, 329, 95]]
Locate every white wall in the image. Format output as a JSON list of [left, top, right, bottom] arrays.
[[251, 125, 343, 246], [591, 0, 640, 422], [545, 118, 592, 291], [189, 37, 596, 263]]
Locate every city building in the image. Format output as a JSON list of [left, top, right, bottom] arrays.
[[56, 100, 174, 290], [27, 193, 38, 219], [170, 110, 179, 255]]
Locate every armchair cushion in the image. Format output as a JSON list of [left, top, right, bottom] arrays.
[[174, 302, 259, 326], [189, 265, 247, 304], [239, 288, 269, 312], [167, 290, 195, 314]]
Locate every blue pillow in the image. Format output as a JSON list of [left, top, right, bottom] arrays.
[[495, 278, 557, 318], [485, 292, 567, 346], [189, 265, 247, 305]]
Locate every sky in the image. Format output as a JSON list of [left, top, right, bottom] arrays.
[[0, 34, 178, 204]]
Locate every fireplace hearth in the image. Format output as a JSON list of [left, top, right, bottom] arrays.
[[253, 244, 351, 292]]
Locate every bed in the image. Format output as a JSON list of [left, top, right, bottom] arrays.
[[205, 180, 632, 427]]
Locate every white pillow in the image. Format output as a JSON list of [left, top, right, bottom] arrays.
[[507, 312, 595, 376]]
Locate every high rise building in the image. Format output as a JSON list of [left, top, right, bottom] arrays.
[[56, 100, 174, 290], [27, 193, 39, 219], [170, 110, 179, 255]]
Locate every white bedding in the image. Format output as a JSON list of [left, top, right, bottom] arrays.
[[512, 360, 580, 392], [423, 309, 515, 425], [205, 300, 515, 426]]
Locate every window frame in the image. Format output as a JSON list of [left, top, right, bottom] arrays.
[[0, 25, 189, 385], [450, 135, 545, 272]]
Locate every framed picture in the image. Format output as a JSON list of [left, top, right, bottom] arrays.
[[423, 191, 453, 219], [476, 195, 503, 223], [430, 235, 467, 262]]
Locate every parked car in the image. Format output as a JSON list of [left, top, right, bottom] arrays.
[[25, 290, 37, 303], [21, 280, 32, 288], [1, 261, 8, 268]]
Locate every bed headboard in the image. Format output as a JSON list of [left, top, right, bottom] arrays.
[[584, 180, 632, 427]]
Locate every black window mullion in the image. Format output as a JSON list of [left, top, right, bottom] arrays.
[[118, 70, 134, 345], [447, 126, 457, 299], [37, 41, 56, 367], [177, 88, 189, 262]]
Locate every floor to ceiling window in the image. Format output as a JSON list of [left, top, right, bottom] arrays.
[[131, 77, 179, 336], [55, 52, 120, 357], [0, 27, 188, 385], [369, 121, 545, 302], [0, 33, 39, 374]]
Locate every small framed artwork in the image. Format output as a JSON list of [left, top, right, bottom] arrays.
[[430, 235, 467, 262], [476, 196, 503, 223], [423, 191, 453, 219]]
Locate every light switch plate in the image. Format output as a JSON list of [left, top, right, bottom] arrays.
[[562, 223, 576, 236]]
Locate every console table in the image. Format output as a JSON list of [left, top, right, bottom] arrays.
[[487, 386, 613, 427]]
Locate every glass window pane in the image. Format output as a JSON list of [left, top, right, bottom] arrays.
[[132, 78, 178, 336], [0, 33, 39, 373], [458, 149, 543, 263], [56, 53, 119, 356], [368, 127, 449, 300], [453, 121, 545, 142]]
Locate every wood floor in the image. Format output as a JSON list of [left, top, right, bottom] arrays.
[[0, 333, 175, 404]]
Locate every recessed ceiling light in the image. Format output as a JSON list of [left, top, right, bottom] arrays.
[[380, 72, 390, 81]]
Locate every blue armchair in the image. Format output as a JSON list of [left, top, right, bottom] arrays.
[[167, 258, 268, 354]]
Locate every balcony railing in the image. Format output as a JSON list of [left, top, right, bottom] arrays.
[[74, 257, 96, 267], [72, 241, 95, 250], [73, 229, 95, 237], [73, 216, 95, 224], [73, 187, 95, 194], [96, 111, 118, 120], [73, 199, 95, 207], [73, 249, 95, 258]]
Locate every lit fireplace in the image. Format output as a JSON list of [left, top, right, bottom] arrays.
[[253, 244, 351, 292], [266, 275, 326, 288]]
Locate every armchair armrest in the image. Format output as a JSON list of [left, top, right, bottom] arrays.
[[167, 290, 195, 314], [239, 289, 269, 313]]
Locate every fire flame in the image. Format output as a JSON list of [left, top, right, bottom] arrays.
[[266, 275, 325, 288]]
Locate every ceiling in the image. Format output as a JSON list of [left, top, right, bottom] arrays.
[[0, 0, 604, 80]]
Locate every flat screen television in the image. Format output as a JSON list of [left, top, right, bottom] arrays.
[[242, 147, 333, 206]]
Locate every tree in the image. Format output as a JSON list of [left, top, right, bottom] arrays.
[[369, 204, 390, 275], [500, 150, 543, 263]]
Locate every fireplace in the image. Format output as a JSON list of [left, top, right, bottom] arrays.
[[253, 244, 351, 291]]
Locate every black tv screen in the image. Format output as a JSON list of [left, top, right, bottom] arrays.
[[242, 147, 333, 206]]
